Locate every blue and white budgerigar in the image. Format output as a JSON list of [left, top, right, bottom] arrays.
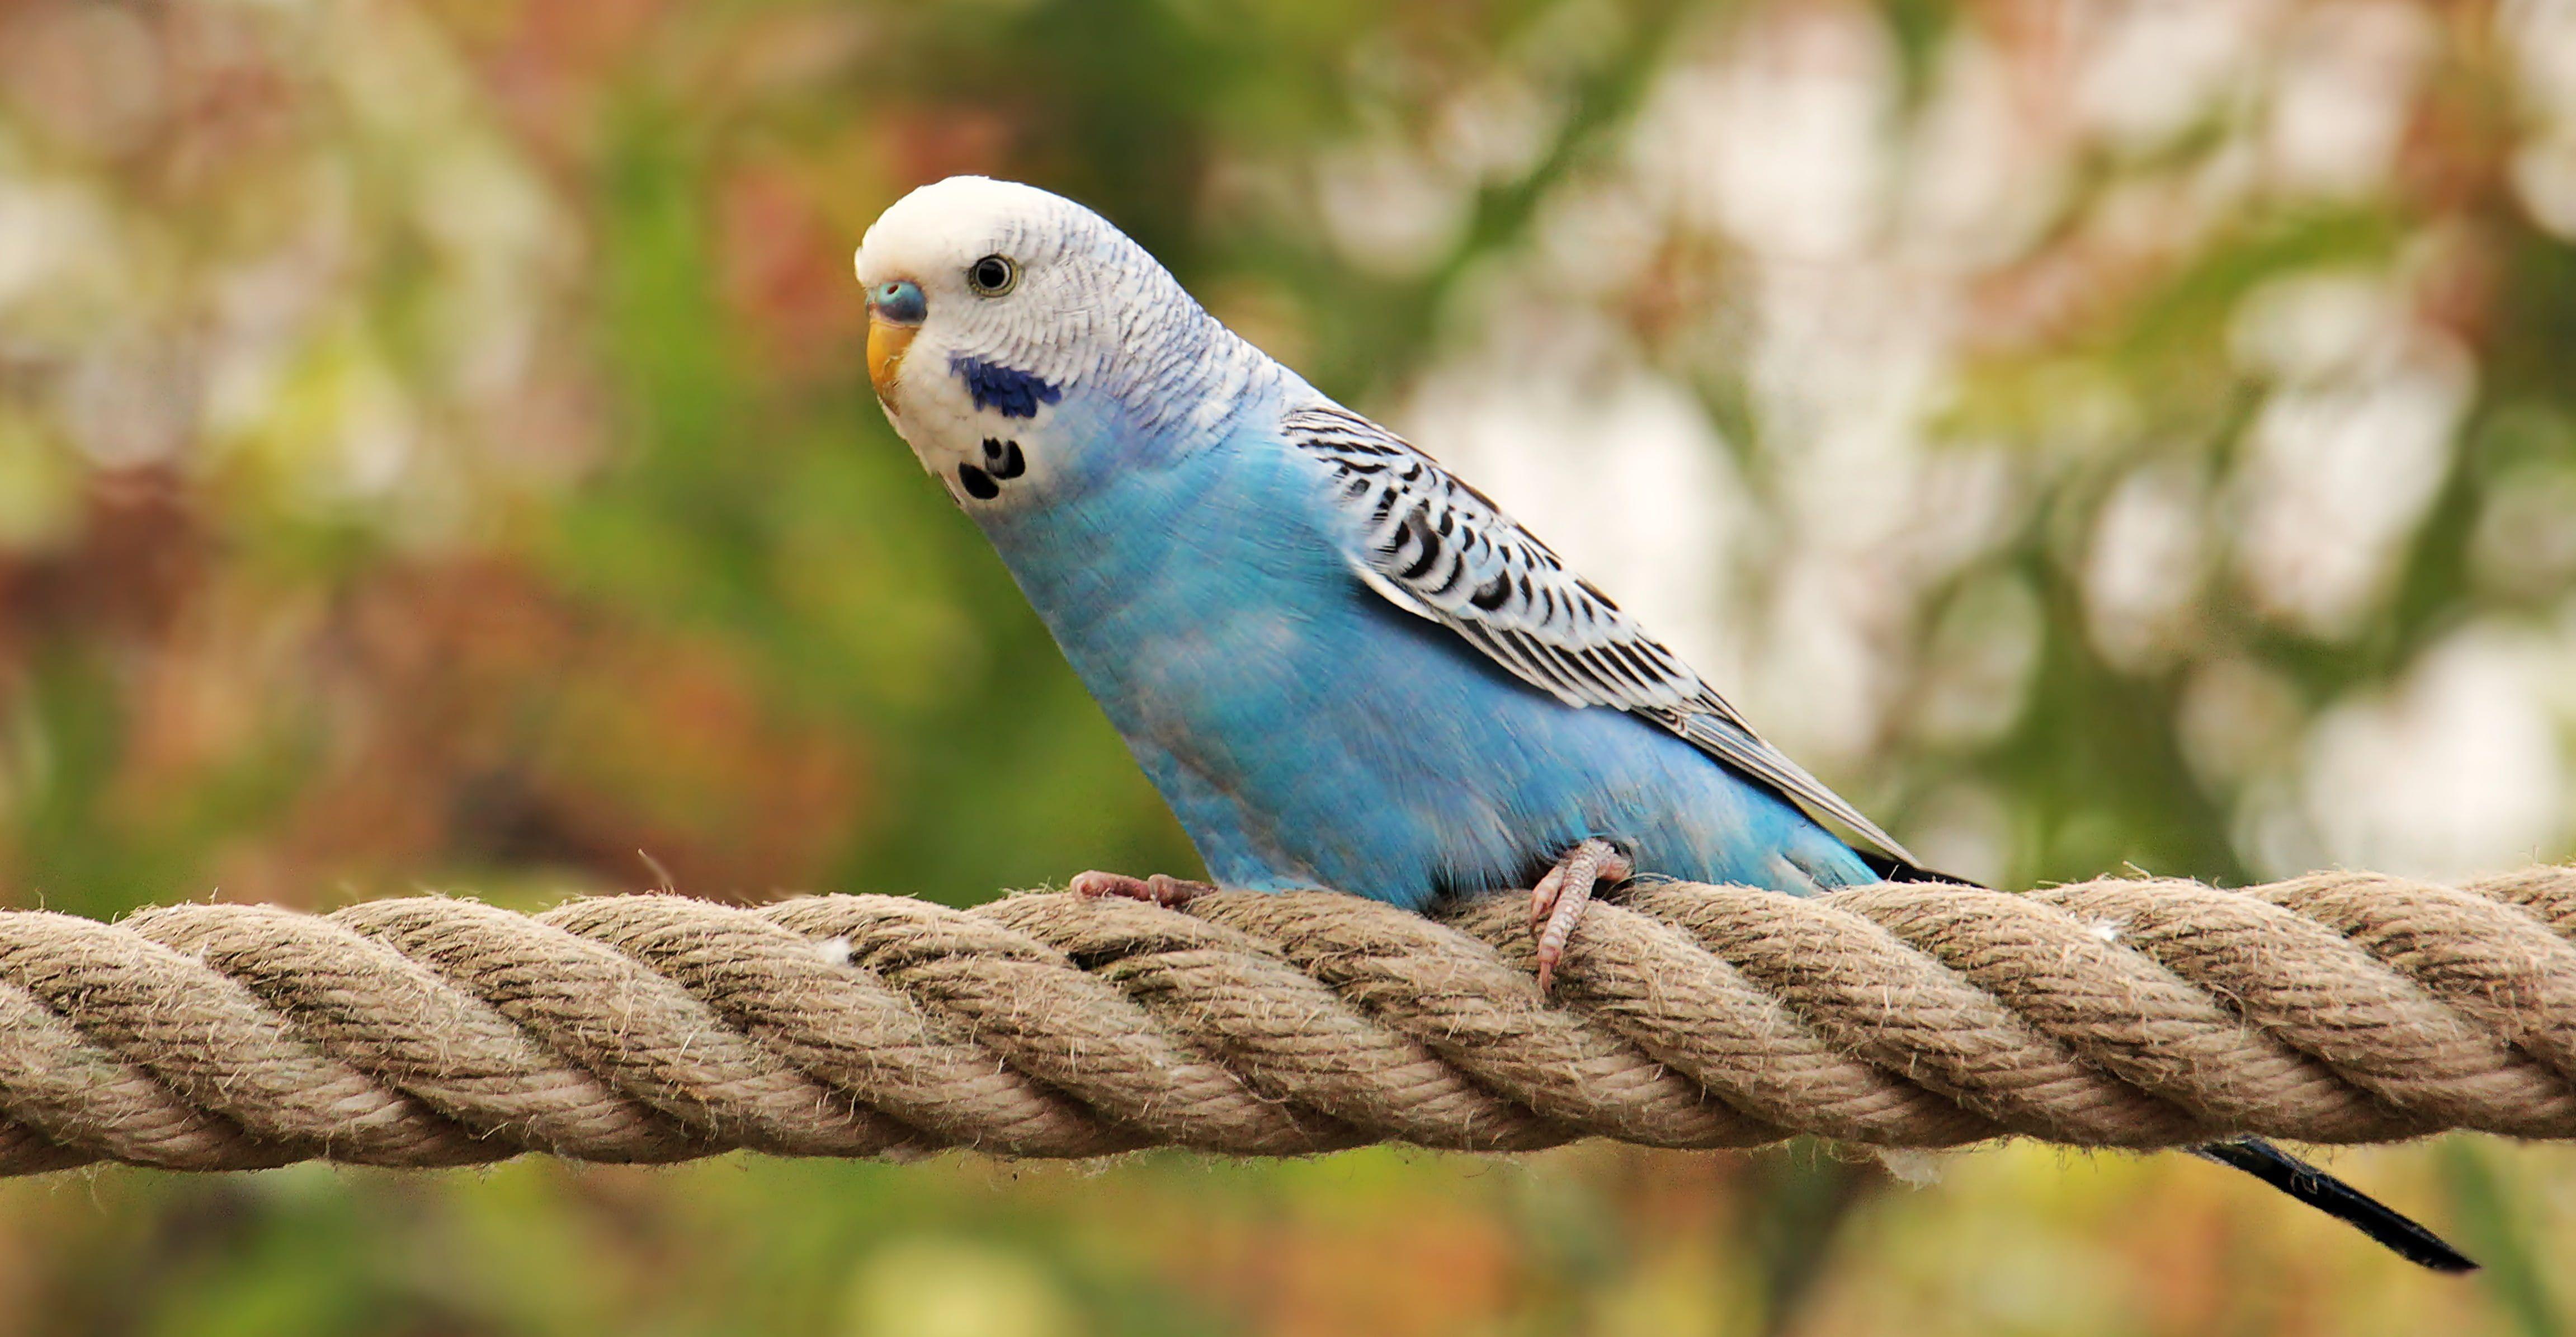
[[852, 175, 2470, 1272]]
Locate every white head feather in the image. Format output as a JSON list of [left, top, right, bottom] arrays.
[[854, 177, 1290, 502]]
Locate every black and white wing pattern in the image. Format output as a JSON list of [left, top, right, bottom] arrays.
[[1282, 403, 1919, 867]]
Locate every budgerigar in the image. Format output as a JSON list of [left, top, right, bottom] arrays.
[[852, 175, 2471, 1272]]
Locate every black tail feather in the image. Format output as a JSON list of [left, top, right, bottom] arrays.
[[2195, 1138, 2476, 1273], [1846, 856, 2469, 1272]]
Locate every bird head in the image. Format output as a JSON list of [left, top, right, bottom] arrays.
[[853, 177, 1277, 510]]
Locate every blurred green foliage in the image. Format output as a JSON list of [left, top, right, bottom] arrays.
[[0, 0, 2572, 1331]]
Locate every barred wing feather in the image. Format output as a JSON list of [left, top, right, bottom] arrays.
[[1282, 403, 1919, 867]]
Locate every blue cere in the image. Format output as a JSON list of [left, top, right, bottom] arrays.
[[870, 279, 926, 324]]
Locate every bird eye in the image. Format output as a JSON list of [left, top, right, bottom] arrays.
[[966, 254, 1017, 296]]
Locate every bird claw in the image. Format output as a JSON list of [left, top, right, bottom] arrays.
[[1069, 870, 1215, 907], [1528, 838, 1632, 994]]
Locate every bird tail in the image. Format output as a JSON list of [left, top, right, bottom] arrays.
[[1844, 854, 2474, 1272], [2193, 1138, 2475, 1272]]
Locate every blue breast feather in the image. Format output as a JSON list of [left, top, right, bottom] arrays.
[[951, 356, 1064, 419], [974, 409, 1875, 907]]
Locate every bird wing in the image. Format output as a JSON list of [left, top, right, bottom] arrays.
[[1281, 402, 1919, 867]]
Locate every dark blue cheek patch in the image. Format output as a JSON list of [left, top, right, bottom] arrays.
[[950, 355, 1064, 419]]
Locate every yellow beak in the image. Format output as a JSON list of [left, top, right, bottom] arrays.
[[867, 314, 917, 402]]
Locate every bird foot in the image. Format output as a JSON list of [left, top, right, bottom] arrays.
[[1528, 839, 1633, 994], [1069, 870, 1216, 907]]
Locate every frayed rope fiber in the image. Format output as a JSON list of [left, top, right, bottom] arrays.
[[2, 868, 2574, 1174]]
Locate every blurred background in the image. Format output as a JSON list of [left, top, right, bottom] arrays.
[[0, 0, 2571, 1331]]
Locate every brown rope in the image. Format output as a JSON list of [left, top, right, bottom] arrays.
[[0, 868, 2570, 1174]]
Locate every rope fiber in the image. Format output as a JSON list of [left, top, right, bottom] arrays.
[[0, 868, 2572, 1174]]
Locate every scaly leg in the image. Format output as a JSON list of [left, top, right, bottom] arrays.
[[1069, 870, 1216, 907], [1528, 839, 1633, 993]]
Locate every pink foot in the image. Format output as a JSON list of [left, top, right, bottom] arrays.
[[1069, 870, 1216, 907], [1528, 839, 1633, 993]]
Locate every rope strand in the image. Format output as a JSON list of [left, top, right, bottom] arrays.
[[0, 869, 2568, 1174]]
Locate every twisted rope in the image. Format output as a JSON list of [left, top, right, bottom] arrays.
[[0, 869, 2572, 1174]]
